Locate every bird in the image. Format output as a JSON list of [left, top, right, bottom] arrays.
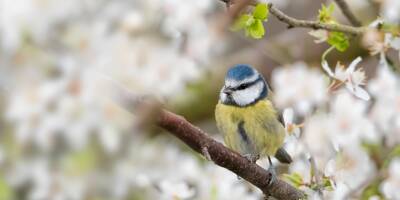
[[215, 64, 292, 180]]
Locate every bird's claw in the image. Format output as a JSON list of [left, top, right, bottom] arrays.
[[267, 165, 277, 186], [238, 154, 259, 180]]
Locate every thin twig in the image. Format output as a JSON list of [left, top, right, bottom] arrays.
[[267, 4, 365, 35], [227, 0, 253, 22], [156, 109, 305, 200], [334, 0, 362, 27], [219, 0, 367, 35], [216, 0, 253, 35], [309, 157, 323, 196]]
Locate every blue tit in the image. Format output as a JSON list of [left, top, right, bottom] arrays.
[[215, 64, 292, 169]]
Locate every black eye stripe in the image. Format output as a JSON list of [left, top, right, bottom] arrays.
[[233, 76, 262, 90], [221, 76, 268, 107], [237, 83, 250, 90]]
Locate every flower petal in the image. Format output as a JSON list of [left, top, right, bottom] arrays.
[[368, 18, 384, 28], [346, 56, 362, 74], [283, 108, 294, 125], [354, 86, 370, 101], [309, 30, 328, 43], [390, 36, 400, 50], [346, 83, 370, 101], [324, 158, 336, 177], [345, 81, 356, 92], [334, 63, 347, 81]]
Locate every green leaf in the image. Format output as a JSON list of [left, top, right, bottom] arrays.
[[383, 144, 400, 167], [322, 176, 334, 191], [361, 180, 384, 200], [283, 173, 304, 188], [230, 5, 268, 39], [381, 23, 400, 36], [210, 184, 218, 200], [253, 3, 269, 20], [388, 145, 400, 157], [246, 19, 265, 39], [231, 14, 253, 31], [63, 146, 98, 175], [327, 31, 349, 52], [318, 3, 335, 23], [0, 176, 14, 200], [362, 142, 383, 166]]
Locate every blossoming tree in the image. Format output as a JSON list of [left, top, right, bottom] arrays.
[[1, 0, 400, 199]]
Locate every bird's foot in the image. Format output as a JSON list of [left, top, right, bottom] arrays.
[[239, 154, 260, 180], [267, 165, 277, 186], [243, 154, 260, 163]]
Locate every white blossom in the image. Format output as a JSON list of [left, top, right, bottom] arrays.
[[288, 158, 311, 183], [324, 146, 376, 190], [323, 182, 351, 200], [302, 91, 379, 169], [322, 57, 370, 100], [380, 158, 400, 199], [303, 114, 335, 167], [282, 108, 301, 137], [368, 54, 400, 145], [328, 92, 379, 146], [272, 62, 328, 115], [1, 0, 400, 199], [309, 30, 329, 43], [381, 0, 400, 23], [389, 36, 400, 62], [159, 180, 195, 200]]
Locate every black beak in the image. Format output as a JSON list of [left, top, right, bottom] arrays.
[[223, 87, 234, 95]]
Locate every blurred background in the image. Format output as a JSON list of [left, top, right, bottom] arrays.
[[0, 0, 400, 199]]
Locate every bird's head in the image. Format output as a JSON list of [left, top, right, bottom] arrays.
[[220, 64, 268, 107]]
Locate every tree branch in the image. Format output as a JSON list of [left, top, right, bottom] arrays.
[[267, 4, 365, 35], [218, 0, 367, 35], [156, 109, 305, 200], [333, 0, 362, 27]]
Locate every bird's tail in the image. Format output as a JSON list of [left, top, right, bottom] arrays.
[[275, 147, 292, 164]]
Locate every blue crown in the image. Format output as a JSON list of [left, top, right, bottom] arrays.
[[226, 64, 256, 81]]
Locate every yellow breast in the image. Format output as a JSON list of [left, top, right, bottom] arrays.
[[215, 99, 285, 157]]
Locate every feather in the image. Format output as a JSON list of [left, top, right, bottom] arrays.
[[215, 99, 287, 160]]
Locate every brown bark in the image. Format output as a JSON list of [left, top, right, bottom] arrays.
[[156, 109, 305, 200]]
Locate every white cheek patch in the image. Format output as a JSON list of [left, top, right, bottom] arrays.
[[232, 81, 264, 106], [220, 87, 227, 102]]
